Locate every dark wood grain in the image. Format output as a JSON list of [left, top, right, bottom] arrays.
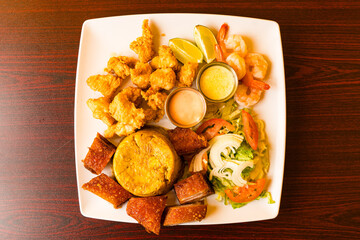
[[0, 0, 359, 239]]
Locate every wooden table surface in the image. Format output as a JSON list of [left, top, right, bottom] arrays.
[[1, 0, 359, 239]]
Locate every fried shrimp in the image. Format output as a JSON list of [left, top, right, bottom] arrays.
[[177, 62, 198, 87], [245, 53, 268, 80], [87, 97, 116, 127], [130, 19, 155, 63], [142, 89, 168, 122], [150, 45, 178, 69], [130, 62, 152, 89], [86, 74, 122, 99], [107, 87, 146, 137], [234, 83, 263, 108], [150, 68, 176, 90], [105, 56, 137, 80]]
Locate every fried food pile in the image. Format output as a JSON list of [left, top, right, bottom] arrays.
[[86, 19, 199, 138]]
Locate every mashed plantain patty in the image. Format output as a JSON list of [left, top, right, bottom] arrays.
[[113, 129, 181, 197]]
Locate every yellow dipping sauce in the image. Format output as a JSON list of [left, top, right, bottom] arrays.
[[168, 89, 205, 127], [199, 65, 235, 100]]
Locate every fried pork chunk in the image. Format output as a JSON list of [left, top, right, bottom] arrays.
[[82, 133, 116, 174], [177, 62, 198, 87], [105, 56, 137, 80], [174, 173, 214, 205], [87, 97, 115, 127], [130, 62, 152, 89], [168, 127, 208, 155], [82, 173, 132, 208], [150, 68, 176, 91], [150, 45, 178, 69], [163, 202, 207, 226], [130, 19, 155, 63], [86, 74, 122, 99], [126, 195, 167, 235]]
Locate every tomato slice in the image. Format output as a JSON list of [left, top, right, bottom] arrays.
[[241, 110, 258, 150], [196, 118, 235, 141], [225, 178, 266, 203]]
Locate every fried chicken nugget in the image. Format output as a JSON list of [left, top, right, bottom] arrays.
[[177, 62, 199, 87], [105, 56, 137, 79], [130, 19, 155, 63], [150, 45, 179, 69], [108, 87, 146, 137], [87, 97, 116, 126], [86, 74, 122, 99], [150, 68, 176, 91], [130, 62, 152, 89]]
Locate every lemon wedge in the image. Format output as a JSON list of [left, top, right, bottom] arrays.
[[194, 25, 217, 63], [169, 38, 203, 64]]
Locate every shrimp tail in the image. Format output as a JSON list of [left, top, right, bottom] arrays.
[[242, 72, 270, 90], [217, 23, 229, 56], [215, 44, 226, 62]]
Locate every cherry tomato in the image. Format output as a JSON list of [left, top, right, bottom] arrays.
[[196, 118, 235, 141], [242, 110, 258, 150], [225, 178, 266, 203]]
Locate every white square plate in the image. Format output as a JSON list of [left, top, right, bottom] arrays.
[[74, 13, 286, 225]]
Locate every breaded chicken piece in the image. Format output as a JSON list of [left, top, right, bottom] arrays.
[[130, 19, 155, 63], [108, 87, 146, 136], [168, 127, 208, 155], [150, 68, 176, 91], [177, 62, 198, 87], [104, 122, 139, 138], [105, 56, 137, 79], [130, 62, 152, 89], [86, 74, 122, 99], [87, 97, 116, 126], [150, 45, 178, 69]]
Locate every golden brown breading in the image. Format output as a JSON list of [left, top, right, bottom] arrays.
[[141, 89, 168, 122], [130, 62, 152, 89], [150, 45, 178, 69], [87, 97, 115, 127], [86, 74, 122, 99], [82, 133, 116, 174], [130, 19, 155, 63], [168, 127, 208, 155], [126, 195, 167, 235], [82, 173, 132, 208], [177, 62, 198, 87], [174, 173, 214, 204], [163, 202, 207, 226], [150, 68, 176, 91], [104, 56, 137, 79], [108, 87, 146, 136]]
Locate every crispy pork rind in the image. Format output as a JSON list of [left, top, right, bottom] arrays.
[[176, 62, 198, 87], [150, 45, 178, 69], [163, 202, 207, 226], [87, 97, 115, 127], [82, 133, 116, 175], [86, 74, 122, 99], [130, 19, 155, 63], [126, 195, 167, 235], [130, 62, 152, 89], [149, 68, 176, 91], [174, 173, 214, 205], [105, 56, 137, 80], [168, 127, 208, 155], [82, 173, 132, 208]]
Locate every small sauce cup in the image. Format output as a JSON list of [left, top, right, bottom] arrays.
[[196, 62, 238, 102], [165, 87, 207, 128]]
